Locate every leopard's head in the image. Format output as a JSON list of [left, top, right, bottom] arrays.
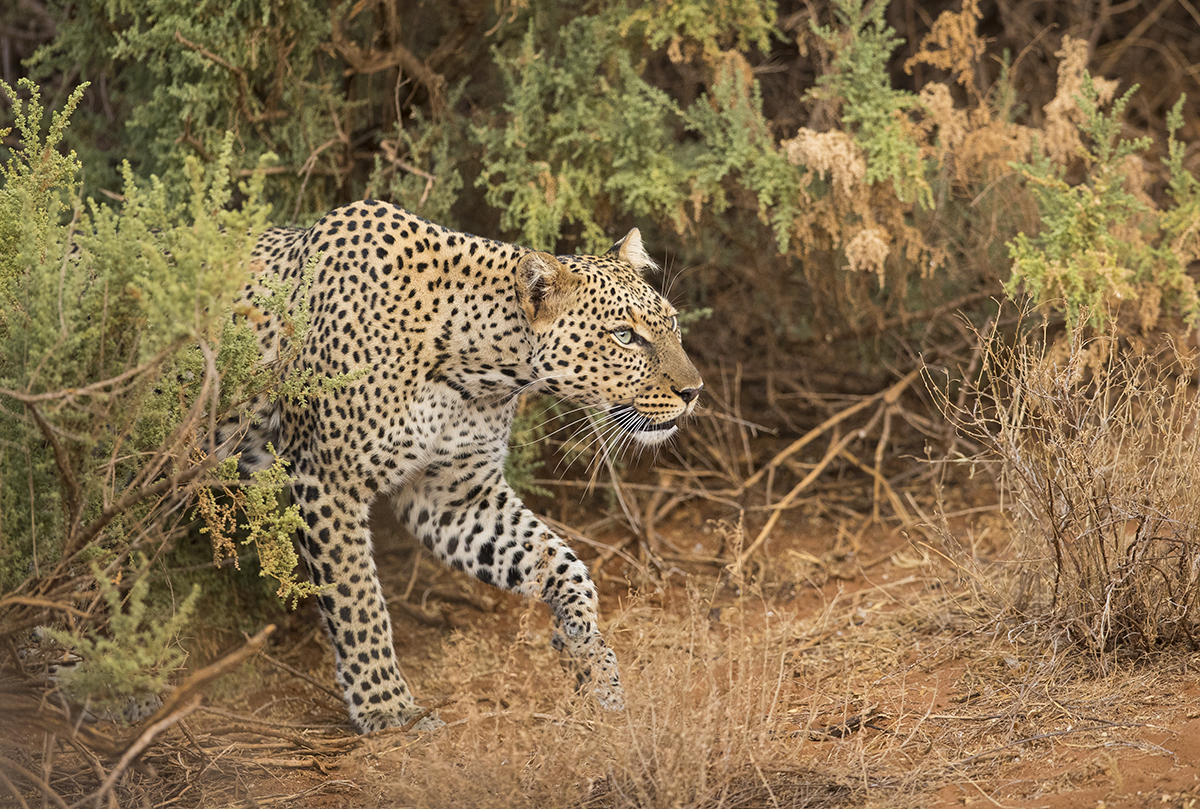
[[516, 229, 703, 447]]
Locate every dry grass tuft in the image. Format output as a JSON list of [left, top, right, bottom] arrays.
[[947, 319, 1200, 663], [388, 587, 862, 809]]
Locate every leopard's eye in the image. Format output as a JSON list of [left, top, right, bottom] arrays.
[[612, 328, 634, 345]]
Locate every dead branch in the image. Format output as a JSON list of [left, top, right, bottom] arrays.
[[379, 140, 437, 206], [137, 624, 275, 736], [173, 30, 281, 150], [809, 292, 995, 344], [0, 595, 90, 621], [0, 684, 126, 758], [0, 766, 30, 809], [0, 339, 187, 406], [732, 422, 870, 580], [328, 6, 447, 119], [0, 756, 67, 809], [836, 447, 913, 525], [64, 454, 218, 558], [737, 368, 922, 496], [24, 402, 83, 540], [78, 695, 202, 809], [258, 652, 343, 701]]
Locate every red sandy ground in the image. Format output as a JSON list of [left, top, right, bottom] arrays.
[[165, 495, 1200, 809]]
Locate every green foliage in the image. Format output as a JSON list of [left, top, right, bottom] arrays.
[[367, 88, 468, 230], [477, 6, 804, 255], [27, 0, 335, 210], [0, 87, 309, 606], [676, 307, 713, 334], [12, 0, 1199, 350], [477, 13, 689, 252], [1005, 78, 1200, 331], [1, 79, 91, 584], [48, 564, 199, 713], [506, 398, 554, 499], [809, 0, 931, 207], [255, 251, 368, 410], [198, 449, 318, 607], [79, 138, 274, 362], [620, 0, 778, 59], [1160, 96, 1200, 275], [681, 56, 803, 250], [270, 366, 364, 409], [0, 79, 87, 332]]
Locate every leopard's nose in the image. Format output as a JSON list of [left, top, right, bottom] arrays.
[[673, 384, 702, 404]]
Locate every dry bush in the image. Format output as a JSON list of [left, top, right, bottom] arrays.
[[949, 320, 1200, 662]]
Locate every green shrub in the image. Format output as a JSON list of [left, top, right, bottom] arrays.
[[809, 0, 931, 207], [1005, 76, 1200, 332], [0, 81, 312, 666], [47, 563, 200, 716]]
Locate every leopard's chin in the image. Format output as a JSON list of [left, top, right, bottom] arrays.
[[606, 405, 679, 446], [632, 420, 678, 446]]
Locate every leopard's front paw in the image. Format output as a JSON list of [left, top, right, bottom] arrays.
[[591, 644, 625, 711], [552, 630, 625, 711], [353, 703, 445, 734]]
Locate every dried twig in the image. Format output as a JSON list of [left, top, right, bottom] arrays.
[[141, 624, 276, 734], [731, 425, 867, 580], [258, 652, 343, 702], [0, 595, 91, 620], [737, 369, 921, 496], [328, 7, 447, 119], [173, 30, 278, 149], [244, 781, 361, 805], [78, 696, 202, 809], [25, 402, 83, 539], [540, 515, 646, 576], [948, 721, 1148, 767], [0, 756, 67, 809], [0, 339, 186, 405], [0, 766, 30, 809], [64, 456, 218, 558]]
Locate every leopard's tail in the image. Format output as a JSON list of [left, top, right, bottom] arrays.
[[213, 394, 282, 474]]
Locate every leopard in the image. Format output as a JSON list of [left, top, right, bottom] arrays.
[[225, 199, 703, 733]]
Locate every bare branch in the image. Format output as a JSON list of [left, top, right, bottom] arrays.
[[64, 455, 219, 558], [23, 402, 83, 539]]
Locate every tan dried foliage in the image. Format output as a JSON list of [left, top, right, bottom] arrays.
[[783, 129, 915, 285], [782, 0, 1043, 299], [784, 128, 867, 198], [844, 227, 890, 282], [956, 119, 1035, 186], [966, 326, 1200, 659], [782, 127, 870, 264], [904, 0, 985, 93], [1043, 36, 1119, 164], [906, 3, 1035, 188]]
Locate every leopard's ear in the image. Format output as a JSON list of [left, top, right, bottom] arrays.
[[607, 228, 657, 273], [516, 251, 578, 325]]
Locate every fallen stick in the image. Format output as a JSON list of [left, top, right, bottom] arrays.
[[731, 424, 870, 580], [737, 368, 921, 496], [130, 624, 275, 743]]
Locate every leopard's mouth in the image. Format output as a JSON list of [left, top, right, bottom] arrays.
[[608, 406, 679, 446]]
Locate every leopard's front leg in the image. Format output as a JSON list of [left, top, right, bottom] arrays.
[[288, 465, 444, 733], [393, 462, 624, 711]]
